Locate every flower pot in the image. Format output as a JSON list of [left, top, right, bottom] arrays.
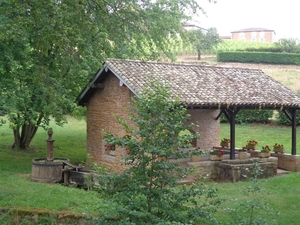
[[109, 150, 116, 156], [191, 155, 201, 162], [157, 156, 167, 161], [245, 145, 256, 150], [238, 151, 248, 160], [210, 155, 223, 161], [220, 142, 230, 147], [259, 152, 270, 158], [273, 147, 284, 154]]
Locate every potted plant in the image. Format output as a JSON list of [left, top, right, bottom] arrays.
[[105, 144, 116, 155], [273, 143, 284, 154], [245, 139, 258, 150], [209, 149, 224, 161], [190, 147, 202, 162], [220, 138, 230, 147], [238, 147, 248, 160], [104, 133, 116, 156], [178, 134, 196, 150], [259, 145, 271, 158]]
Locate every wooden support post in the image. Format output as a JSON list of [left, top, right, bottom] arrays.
[[291, 109, 297, 155], [223, 108, 240, 160]]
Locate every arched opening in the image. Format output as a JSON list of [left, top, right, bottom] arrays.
[[178, 129, 198, 148]]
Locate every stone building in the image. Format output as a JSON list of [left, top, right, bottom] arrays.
[[77, 58, 300, 172]]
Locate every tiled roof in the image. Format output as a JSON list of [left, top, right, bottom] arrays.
[[231, 27, 275, 33], [78, 58, 300, 109]]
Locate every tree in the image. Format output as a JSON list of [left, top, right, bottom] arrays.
[[96, 79, 222, 224], [0, 0, 203, 149], [187, 27, 222, 60], [275, 38, 300, 53]]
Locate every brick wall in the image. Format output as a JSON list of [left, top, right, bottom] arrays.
[[86, 73, 133, 172], [186, 109, 220, 150], [86, 74, 221, 172], [231, 31, 274, 42]]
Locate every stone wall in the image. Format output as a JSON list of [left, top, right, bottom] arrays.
[[250, 151, 300, 172], [272, 153, 300, 171], [177, 157, 278, 183]]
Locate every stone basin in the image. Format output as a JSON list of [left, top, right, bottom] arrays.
[[218, 157, 278, 182]]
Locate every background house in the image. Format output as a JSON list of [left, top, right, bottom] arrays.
[[77, 58, 300, 172], [231, 27, 276, 42]]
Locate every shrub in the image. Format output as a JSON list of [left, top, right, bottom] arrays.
[[217, 51, 300, 65], [96, 78, 222, 224], [277, 110, 300, 125], [220, 109, 273, 124]]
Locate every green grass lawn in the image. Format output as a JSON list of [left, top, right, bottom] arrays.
[[1, 117, 300, 224], [220, 123, 300, 153], [0, 116, 87, 174]]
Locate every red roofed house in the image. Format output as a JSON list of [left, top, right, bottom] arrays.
[[231, 27, 276, 42]]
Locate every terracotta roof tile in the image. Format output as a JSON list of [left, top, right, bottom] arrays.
[[79, 58, 300, 109], [231, 27, 275, 33]]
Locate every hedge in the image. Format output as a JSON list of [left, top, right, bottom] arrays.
[[220, 109, 273, 124], [217, 51, 300, 65], [277, 110, 300, 125]]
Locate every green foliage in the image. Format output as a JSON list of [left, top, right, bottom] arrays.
[[213, 38, 300, 56], [98, 80, 221, 224], [225, 160, 278, 225], [0, 0, 202, 148], [275, 38, 300, 53], [0, 116, 87, 173], [214, 39, 275, 53], [220, 123, 300, 154], [220, 109, 273, 124], [217, 51, 300, 65], [277, 110, 300, 125], [186, 27, 222, 59]]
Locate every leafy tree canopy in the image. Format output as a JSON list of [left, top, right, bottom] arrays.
[[97, 79, 221, 224], [275, 38, 300, 53], [187, 27, 222, 60], [0, 0, 203, 149]]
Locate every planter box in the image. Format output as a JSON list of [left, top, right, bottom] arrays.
[[245, 145, 256, 150], [273, 147, 284, 154], [238, 151, 248, 160], [191, 155, 201, 162], [210, 155, 224, 161], [220, 142, 230, 147], [259, 152, 271, 158]]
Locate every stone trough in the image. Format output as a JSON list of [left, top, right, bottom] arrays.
[[171, 152, 278, 183], [218, 158, 277, 182]]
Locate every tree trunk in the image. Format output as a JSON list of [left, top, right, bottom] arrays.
[[197, 49, 201, 60], [12, 123, 39, 149], [12, 114, 43, 149]]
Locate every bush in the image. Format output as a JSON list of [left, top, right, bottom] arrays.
[[277, 110, 300, 125], [96, 79, 222, 224], [220, 109, 273, 124], [217, 51, 300, 65]]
